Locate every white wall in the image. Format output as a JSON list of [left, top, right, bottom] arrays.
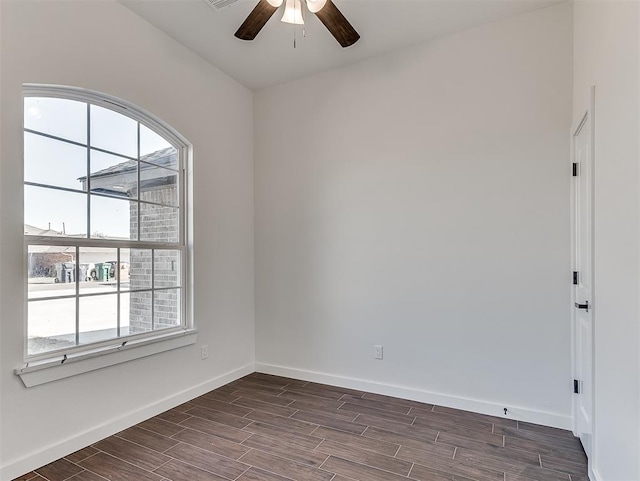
[[254, 3, 573, 426], [0, 1, 255, 479], [573, 2, 640, 480]]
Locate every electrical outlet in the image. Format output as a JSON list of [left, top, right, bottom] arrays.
[[201, 345, 208, 360], [374, 345, 383, 360]]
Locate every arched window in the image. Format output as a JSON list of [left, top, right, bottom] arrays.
[[22, 85, 192, 365]]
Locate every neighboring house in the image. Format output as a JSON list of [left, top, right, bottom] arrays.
[[78, 147, 180, 334], [25, 225, 81, 281], [25, 225, 128, 282]]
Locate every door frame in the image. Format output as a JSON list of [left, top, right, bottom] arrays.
[[570, 86, 596, 457]]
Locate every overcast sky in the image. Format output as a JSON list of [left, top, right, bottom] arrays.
[[24, 97, 174, 238]]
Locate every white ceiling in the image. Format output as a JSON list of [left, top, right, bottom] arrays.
[[120, 0, 564, 90]]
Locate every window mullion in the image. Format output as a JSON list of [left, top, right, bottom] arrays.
[[180, 150, 185, 246], [151, 248, 155, 331], [23, 128, 87, 149], [24, 182, 87, 196], [82, 103, 90, 346], [28, 293, 79, 303], [137, 122, 141, 242], [87, 103, 91, 239], [117, 247, 121, 338], [25, 237, 181, 250], [75, 245, 80, 346]]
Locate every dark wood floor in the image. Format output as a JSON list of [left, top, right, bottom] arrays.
[[15, 373, 588, 481]]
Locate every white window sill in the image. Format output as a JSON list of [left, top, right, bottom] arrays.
[[15, 329, 198, 387]]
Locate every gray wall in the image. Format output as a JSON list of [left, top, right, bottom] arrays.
[[254, 3, 573, 427], [0, 1, 255, 478]]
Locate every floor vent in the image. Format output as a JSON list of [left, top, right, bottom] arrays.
[[202, 0, 239, 11]]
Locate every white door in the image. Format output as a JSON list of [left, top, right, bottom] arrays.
[[571, 88, 595, 458]]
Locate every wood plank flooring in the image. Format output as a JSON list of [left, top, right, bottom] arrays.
[[14, 373, 588, 481]]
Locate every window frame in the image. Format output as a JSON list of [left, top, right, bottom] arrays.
[[20, 84, 195, 372]]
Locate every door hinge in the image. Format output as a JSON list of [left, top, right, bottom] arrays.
[[573, 271, 579, 285], [572, 163, 578, 177], [575, 301, 589, 311], [574, 379, 580, 394]]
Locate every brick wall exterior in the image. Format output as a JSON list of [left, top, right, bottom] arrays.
[[129, 185, 180, 333]]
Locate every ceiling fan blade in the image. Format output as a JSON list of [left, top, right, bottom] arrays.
[[235, 0, 279, 41], [314, 0, 360, 48]]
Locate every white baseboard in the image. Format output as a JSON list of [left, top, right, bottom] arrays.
[[256, 363, 572, 430], [3, 362, 575, 480], [0, 363, 254, 481]]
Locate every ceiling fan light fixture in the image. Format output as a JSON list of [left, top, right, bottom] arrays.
[[281, 0, 304, 24], [235, 0, 360, 48], [306, 0, 327, 14]]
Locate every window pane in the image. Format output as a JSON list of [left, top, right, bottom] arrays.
[[129, 291, 152, 334], [79, 294, 117, 344], [24, 133, 87, 191], [139, 203, 179, 243], [140, 124, 174, 159], [119, 249, 130, 288], [78, 247, 118, 296], [120, 292, 131, 335], [24, 97, 87, 144], [154, 250, 181, 288], [140, 162, 178, 206], [124, 248, 151, 292], [28, 298, 76, 355], [90, 105, 137, 158], [141, 146, 178, 170], [27, 245, 77, 299], [90, 149, 137, 199], [90, 195, 135, 240], [25, 185, 87, 237], [24, 90, 186, 358], [154, 288, 180, 330]]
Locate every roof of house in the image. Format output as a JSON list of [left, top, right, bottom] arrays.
[[24, 224, 85, 238], [78, 147, 178, 181]]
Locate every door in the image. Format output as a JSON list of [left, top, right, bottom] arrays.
[[571, 88, 595, 458]]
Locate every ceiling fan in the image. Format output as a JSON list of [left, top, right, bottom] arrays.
[[235, 0, 360, 48]]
